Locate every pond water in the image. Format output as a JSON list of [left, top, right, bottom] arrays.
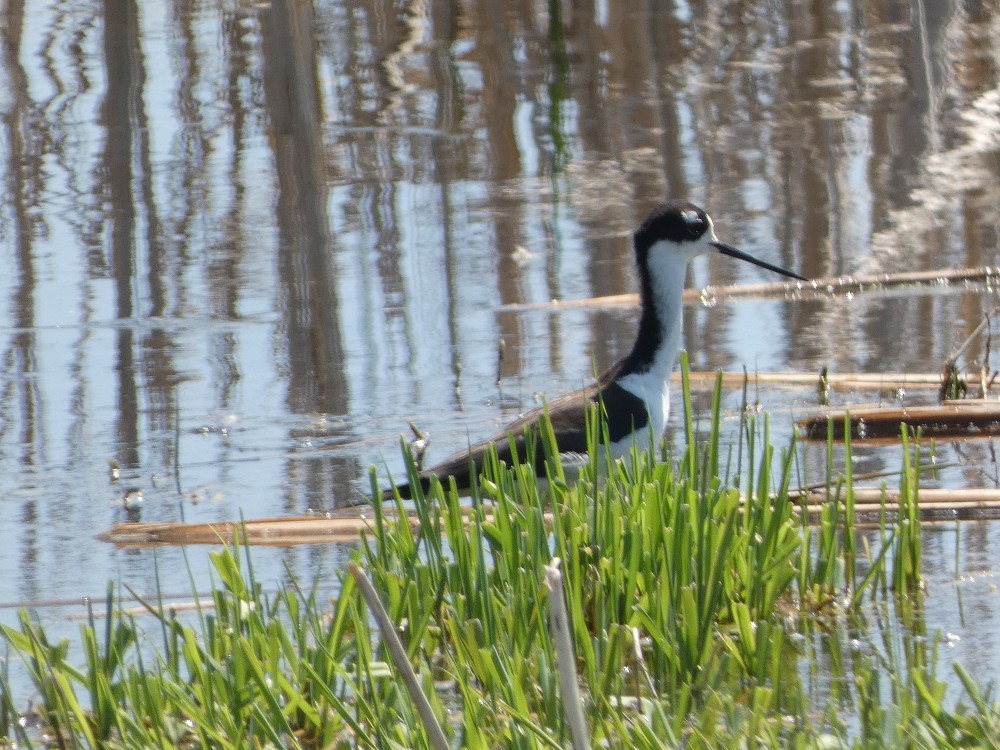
[[1, 0, 999, 702]]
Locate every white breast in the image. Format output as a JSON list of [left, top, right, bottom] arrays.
[[612, 369, 672, 456]]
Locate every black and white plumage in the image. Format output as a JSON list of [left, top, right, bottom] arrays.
[[390, 201, 806, 498]]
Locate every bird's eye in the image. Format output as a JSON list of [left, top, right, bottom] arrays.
[[680, 209, 705, 237]]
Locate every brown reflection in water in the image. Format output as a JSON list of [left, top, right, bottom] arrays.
[[262, 0, 356, 510], [472, 2, 531, 383], [103, 0, 144, 472], [204, 9, 254, 410], [0, 0, 39, 586], [571, 4, 690, 371], [102, 0, 184, 501]]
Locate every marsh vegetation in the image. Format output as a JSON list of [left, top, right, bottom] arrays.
[[3, 369, 996, 748]]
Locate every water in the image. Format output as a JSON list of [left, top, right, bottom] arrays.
[[1, 0, 1000, 701]]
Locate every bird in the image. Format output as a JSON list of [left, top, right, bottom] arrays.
[[388, 201, 806, 499]]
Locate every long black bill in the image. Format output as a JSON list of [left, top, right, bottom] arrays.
[[711, 241, 807, 281]]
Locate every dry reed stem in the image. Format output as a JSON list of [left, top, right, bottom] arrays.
[[100, 486, 1000, 546], [800, 401, 1000, 439], [501, 266, 1000, 312]]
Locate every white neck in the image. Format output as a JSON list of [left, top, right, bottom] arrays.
[[614, 242, 690, 442]]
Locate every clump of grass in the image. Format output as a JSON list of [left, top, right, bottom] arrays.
[[1, 357, 997, 748]]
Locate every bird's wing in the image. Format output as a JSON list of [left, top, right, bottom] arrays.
[[383, 362, 630, 499], [416, 384, 596, 484], [416, 361, 629, 483]]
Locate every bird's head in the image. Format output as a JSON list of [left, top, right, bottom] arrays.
[[635, 201, 806, 281]]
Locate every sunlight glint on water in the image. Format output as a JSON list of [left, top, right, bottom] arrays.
[[0, 0, 998, 704]]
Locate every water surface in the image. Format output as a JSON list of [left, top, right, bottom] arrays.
[[1, 0, 999, 697]]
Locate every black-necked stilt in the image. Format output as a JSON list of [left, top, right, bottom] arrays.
[[391, 201, 806, 498]]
